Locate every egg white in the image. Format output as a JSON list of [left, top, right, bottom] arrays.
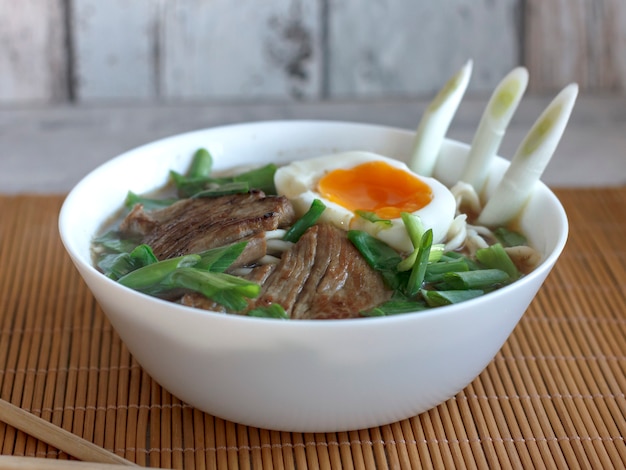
[[274, 151, 456, 253]]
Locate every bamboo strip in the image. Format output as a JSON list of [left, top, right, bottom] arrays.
[[0, 399, 136, 466], [278, 431, 296, 470], [290, 433, 309, 469], [19, 198, 60, 459], [2, 199, 39, 455], [365, 427, 388, 469], [452, 392, 489, 468], [169, 395, 184, 469]]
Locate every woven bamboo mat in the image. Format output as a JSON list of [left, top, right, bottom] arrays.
[[0, 189, 624, 469]]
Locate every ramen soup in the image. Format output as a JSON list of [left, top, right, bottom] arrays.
[[91, 148, 541, 320]]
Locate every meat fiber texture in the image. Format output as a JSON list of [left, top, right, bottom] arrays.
[[122, 191, 392, 319]]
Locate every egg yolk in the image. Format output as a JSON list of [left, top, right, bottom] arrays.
[[318, 161, 433, 219]]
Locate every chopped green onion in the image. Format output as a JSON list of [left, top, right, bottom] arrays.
[[93, 231, 141, 254], [125, 191, 178, 210], [172, 158, 277, 198], [233, 164, 278, 195], [409, 60, 473, 177], [354, 210, 393, 228], [460, 67, 529, 193], [283, 199, 326, 243], [361, 298, 428, 317], [424, 258, 470, 283], [478, 83, 579, 226], [421, 289, 484, 307], [475, 243, 520, 279], [493, 227, 527, 247], [347, 230, 403, 289], [195, 242, 248, 272], [406, 229, 433, 297], [396, 212, 424, 271], [192, 181, 250, 198], [436, 269, 510, 290], [118, 254, 201, 291], [209, 290, 250, 312], [167, 268, 260, 300], [248, 304, 289, 319], [187, 148, 213, 178]]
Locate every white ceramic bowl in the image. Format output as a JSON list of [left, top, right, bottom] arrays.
[[59, 120, 568, 432]]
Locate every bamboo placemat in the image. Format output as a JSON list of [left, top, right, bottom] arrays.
[[0, 189, 624, 469]]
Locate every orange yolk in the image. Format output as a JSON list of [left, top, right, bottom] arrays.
[[317, 160, 433, 220]]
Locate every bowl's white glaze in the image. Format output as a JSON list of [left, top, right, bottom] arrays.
[[59, 120, 568, 432]]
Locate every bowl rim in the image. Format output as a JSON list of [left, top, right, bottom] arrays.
[[59, 119, 569, 328]]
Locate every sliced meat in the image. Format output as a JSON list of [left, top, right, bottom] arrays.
[[120, 190, 296, 260], [250, 224, 393, 320], [229, 233, 267, 269]]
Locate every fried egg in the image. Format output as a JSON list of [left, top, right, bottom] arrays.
[[274, 151, 456, 252]]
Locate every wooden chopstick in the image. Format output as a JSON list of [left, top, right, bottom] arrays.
[[0, 398, 137, 466], [0, 456, 137, 469]]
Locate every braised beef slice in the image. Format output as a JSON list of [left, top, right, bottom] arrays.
[[250, 224, 393, 320], [120, 190, 296, 260]]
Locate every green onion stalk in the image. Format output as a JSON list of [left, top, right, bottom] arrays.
[[409, 59, 473, 177]]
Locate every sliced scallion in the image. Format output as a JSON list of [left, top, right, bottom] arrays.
[[283, 199, 326, 243]]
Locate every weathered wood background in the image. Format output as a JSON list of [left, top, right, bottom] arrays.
[[1, 0, 625, 105]]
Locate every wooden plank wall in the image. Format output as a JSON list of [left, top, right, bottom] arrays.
[[1, 0, 625, 105]]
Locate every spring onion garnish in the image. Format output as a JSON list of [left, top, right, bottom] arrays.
[[397, 213, 443, 271], [283, 199, 326, 243], [98, 244, 158, 280], [406, 229, 433, 297], [248, 304, 289, 319], [93, 231, 141, 254], [117, 254, 201, 291], [424, 258, 470, 283], [167, 268, 260, 301], [475, 243, 520, 279], [172, 160, 278, 198], [493, 227, 527, 248], [421, 289, 484, 307], [187, 148, 213, 178], [192, 182, 250, 198], [435, 269, 510, 291], [125, 191, 178, 210], [361, 298, 429, 317], [477, 83, 579, 226], [409, 59, 473, 177], [347, 230, 403, 290], [460, 67, 529, 193], [355, 210, 393, 228], [194, 242, 247, 271]]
